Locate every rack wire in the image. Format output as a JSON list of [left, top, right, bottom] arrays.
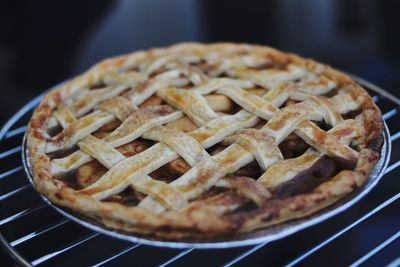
[[0, 77, 399, 266]]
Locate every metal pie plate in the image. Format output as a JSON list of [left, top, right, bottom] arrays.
[[22, 77, 392, 249]]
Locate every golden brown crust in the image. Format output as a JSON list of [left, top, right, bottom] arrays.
[[27, 42, 383, 241]]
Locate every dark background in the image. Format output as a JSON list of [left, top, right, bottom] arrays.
[[1, 0, 400, 127], [0, 0, 399, 266]]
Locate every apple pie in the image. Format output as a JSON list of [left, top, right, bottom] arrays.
[[26, 43, 384, 240]]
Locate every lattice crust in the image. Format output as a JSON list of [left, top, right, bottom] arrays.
[[27, 43, 383, 240]]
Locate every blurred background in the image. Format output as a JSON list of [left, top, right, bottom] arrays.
[[0, 0, 399, 266], [1, 0, 400, 125]]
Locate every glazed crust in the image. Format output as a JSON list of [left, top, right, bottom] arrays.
[[27, 43, 383, 240]]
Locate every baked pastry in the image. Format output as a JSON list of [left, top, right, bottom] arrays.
[[27, 43, 383, 240]]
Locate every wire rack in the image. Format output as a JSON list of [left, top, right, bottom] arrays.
[[0, 77, 399, 267]]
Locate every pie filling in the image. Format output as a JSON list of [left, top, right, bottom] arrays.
[[28, 43, 383, 238]]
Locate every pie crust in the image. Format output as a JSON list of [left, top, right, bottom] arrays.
[[27, 43, 383, 240]]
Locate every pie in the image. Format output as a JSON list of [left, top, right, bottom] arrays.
[[27, 43, 384, 240]]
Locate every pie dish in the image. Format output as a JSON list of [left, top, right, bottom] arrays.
[[26, 43, 384, 241]]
